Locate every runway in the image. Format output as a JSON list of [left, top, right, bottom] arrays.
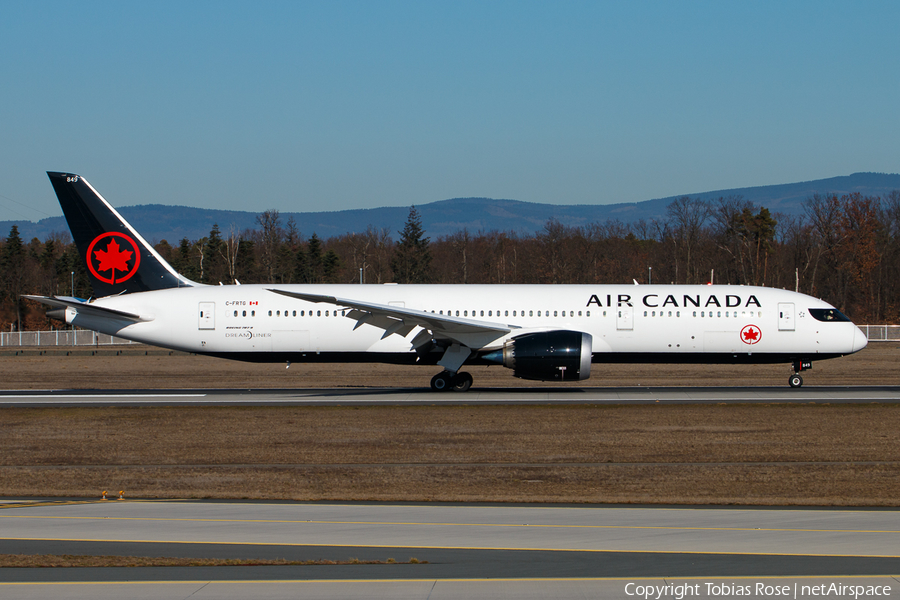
[[2, 385, 900, 406], [0, 500, 897, 598]]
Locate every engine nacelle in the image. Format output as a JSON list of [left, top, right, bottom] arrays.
[[488, 330, 592, 381]]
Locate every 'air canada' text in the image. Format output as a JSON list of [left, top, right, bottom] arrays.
[[587, 293, 762, 309]]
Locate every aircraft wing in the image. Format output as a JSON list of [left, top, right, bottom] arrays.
[[267, 289, 518, 350], [24, 295, 146, 322]]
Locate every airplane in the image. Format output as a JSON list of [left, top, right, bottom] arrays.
[[26, 172, 868, 391]]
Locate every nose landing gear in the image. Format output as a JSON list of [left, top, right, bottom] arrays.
[[789, 359, 811, 388]]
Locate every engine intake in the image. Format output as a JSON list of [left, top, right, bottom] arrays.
[[487, 330, 592, 381]]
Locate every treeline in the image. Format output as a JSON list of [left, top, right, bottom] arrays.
[[2, 192, 899, 331]]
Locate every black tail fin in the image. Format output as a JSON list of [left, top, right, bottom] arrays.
[[47, 172, 196, 297]]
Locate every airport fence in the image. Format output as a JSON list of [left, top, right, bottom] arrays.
[[859, 324, 900, 342], [2, 325, 899, 347], [0, 330, 140, 347]]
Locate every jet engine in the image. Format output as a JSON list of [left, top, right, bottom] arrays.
[[484, 330, 593, 381]]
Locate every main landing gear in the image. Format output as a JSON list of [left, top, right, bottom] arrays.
[[430, 371, 473, 392]]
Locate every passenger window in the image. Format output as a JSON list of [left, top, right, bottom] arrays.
[[243, 310, 247, 317], [268, 310, 272, 316], [251, 311, 255, 317], [529, 310, 533, 317], [301, 310, 305, 316], [717, 311, 721, 317], [326, 310, 329, 317], [700, 311, 704, 317], [293, 310, 296, 316], [554, 311, 558, 317], [234, 310, 238, 317], [668, 311, 672, 317], [644, 311, 648, 317], [480, 310, 484, 317], [317, 310, 321, 316], [578, 311, 582, 317]]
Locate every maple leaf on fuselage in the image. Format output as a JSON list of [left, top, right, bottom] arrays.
[[742, 327, 759, 342], [94, 239, 133, 276]]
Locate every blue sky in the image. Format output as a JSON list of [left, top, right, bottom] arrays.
[[1, 1, 898, 224]]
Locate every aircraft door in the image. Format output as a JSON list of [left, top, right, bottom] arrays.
[[616, 304, 633, 330], [198, 302, 215, 330], [778, 303, 794, 331]]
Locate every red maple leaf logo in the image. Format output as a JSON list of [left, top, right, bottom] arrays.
[[86, 233, 141, 285], [94, 239, 133, 278], [740, 325, 761, 344]]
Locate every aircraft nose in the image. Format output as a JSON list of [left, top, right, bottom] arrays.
[[852, 326, 868, 353]]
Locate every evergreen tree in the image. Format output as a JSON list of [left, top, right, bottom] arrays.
[[1, 226, 26, 330], [234, 239, 257, 282], [202, 224, 228, 284], [391, 206, 431, 283], [305, 233, 323, 283], [322, 249, 341, 283]]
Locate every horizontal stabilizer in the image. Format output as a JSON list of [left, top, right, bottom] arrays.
[[24, 295, 146, 323]]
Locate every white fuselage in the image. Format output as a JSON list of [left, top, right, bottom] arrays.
[[67, 284, 867, 363]]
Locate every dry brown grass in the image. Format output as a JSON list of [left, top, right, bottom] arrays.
[[0, 341, 898, 389], [0, 404, 897, 505]]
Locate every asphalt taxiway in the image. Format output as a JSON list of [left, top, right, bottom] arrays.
[[0, 500, 897, 598], [1, 385, 900, 406]]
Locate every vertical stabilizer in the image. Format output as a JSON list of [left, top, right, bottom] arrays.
[[47, 172, 196, 297]]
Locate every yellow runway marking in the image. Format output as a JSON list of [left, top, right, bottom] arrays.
[[0, 499, 109, 510], [1, 512, 898, 534], [1, 575, 898, 585]]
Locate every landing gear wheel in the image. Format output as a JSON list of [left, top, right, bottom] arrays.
[[430, 371, 452, 392], [789, 374, 803, 388], [451, 372, 473, 392]]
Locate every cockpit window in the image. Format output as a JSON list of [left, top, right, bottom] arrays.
[[809, 308, 851, 322]]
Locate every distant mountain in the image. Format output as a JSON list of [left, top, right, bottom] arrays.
[[3, 172, 899, 244]]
